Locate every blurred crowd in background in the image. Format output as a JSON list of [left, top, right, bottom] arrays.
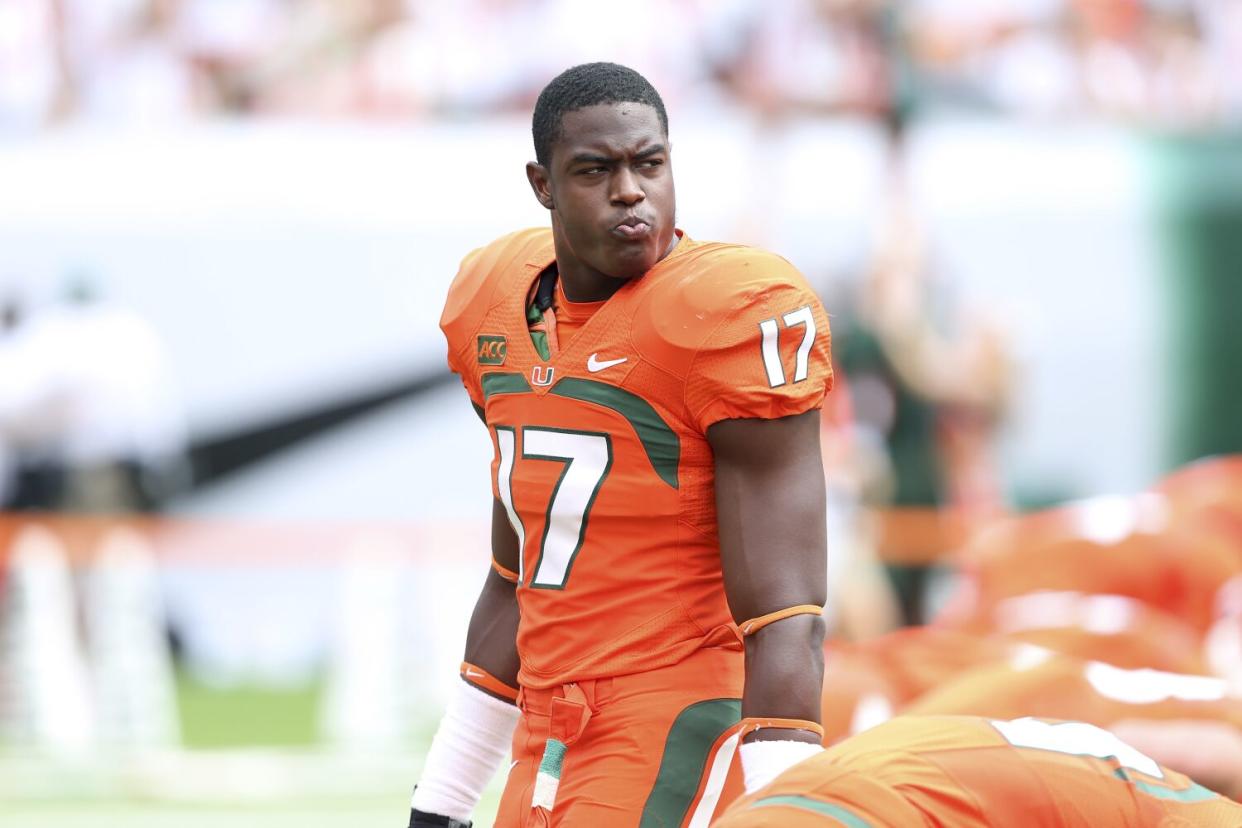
[[0, 280, 186, 514], [4, 0, 1242, 132]]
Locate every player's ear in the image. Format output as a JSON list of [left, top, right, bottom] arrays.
[[526, 161, 555, 211]]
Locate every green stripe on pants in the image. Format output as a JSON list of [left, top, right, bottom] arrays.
[[639, 698, 741, 827]]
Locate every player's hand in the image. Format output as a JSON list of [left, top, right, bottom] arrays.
[[408, 807, 472, 828]]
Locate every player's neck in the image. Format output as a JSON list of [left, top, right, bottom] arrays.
[[556, 261, 629, 303]]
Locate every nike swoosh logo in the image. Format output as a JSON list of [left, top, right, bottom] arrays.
[[587, 353, 628, 373]]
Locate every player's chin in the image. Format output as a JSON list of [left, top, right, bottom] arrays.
[[601, 242, 660, 279]]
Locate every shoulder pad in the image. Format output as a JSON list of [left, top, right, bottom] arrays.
[[440, 228, 552, 357], [632, 244, 810, 374]]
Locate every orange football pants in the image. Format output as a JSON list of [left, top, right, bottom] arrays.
[[495, 646, 746, 827]]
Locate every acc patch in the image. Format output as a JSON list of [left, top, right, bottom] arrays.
[[477, 335, 507, 365]]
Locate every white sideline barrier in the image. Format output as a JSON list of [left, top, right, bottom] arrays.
[[84, 527, 181, 750], [0, 526, 96, 755], [320, 528, 481, 749], [321, 532, 413, 752]]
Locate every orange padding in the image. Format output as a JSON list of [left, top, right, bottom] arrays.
[[491, 558, 519, 583], [460, 661, 519, 703], [0, 511, 978, 568], [740, 717, 825, 739], [739, 604, 822, 636]]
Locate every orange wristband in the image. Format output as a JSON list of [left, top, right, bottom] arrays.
[[740, 717, 825, 740], [739, 604, 823, 636], [460, 661, 519, 703], [491, 558, 519, 584]]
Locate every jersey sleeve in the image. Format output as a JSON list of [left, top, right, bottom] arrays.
[[685, 267, 833, 434], [444, 347, 483, 411], [440, 228, 552, 412], [440, 245, 497, 409]]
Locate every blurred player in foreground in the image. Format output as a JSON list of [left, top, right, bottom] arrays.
[[716, 715, 1242, 827], [905, 648, 1242, 799], [409, 62, 834, 826]]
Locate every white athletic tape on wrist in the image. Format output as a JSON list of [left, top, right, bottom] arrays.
[[411, 680, 520, 821], [740, 739, 824, 794]]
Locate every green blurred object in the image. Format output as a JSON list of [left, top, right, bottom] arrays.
[[175, 672, 322, 748], [1151, 129, 1242, 468]]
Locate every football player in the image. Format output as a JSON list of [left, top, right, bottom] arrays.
[[906, 649, 1242, 732], [906, 648, 1242, 796], [716, 715, 1242, 827], [408, 63, 834, 827]]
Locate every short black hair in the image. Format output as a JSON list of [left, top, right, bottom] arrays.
[[532, 62, 668, 167]]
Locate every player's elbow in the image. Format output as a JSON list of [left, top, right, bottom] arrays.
[[744, 615, 826, 719], [746, 615, 826, 677]]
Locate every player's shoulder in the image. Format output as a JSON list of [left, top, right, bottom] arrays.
[[441, 227, 552, 347], [646, 240, 813, 321], [633, 239, 819, 362]]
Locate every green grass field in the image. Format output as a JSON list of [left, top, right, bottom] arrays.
[[0, 672, 503, 828]]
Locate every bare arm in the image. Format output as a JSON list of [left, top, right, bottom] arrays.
[[460, 498, 522, 697], [709, 409, 828, 745]]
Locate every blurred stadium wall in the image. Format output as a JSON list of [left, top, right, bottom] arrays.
[[0, 119, 1168, 506]]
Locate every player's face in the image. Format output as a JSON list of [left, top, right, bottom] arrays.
[[537, 103, 676, 284]]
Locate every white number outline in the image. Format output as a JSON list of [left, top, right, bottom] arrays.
[[494, 426, 526, 584], [1085, 661, 1227, 705], [494, 426, 613, 590], [758, 318, 783, 387], [758, 305, 817, 388], [991, 717, 1164, 779]]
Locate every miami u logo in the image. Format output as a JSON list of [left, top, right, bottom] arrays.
[[531, 365, 555, 386]]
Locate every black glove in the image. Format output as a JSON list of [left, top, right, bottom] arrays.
[[408, 807, 472, 828]]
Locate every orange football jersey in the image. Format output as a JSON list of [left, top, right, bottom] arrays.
[[819, 642, 901, 746], [906, 650, 1242, 731], [441, 228, 833, 689], [851, 625, 1013, 704], [944, 523, 1240, 635], [716, 715, 1242, 827], [819, 627, 1030, 745], [984, 592, 1209, 673], [818, 627, 1013, 745], [1156, 456, 1242, 572], [1157, 456, 1242, 526]]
